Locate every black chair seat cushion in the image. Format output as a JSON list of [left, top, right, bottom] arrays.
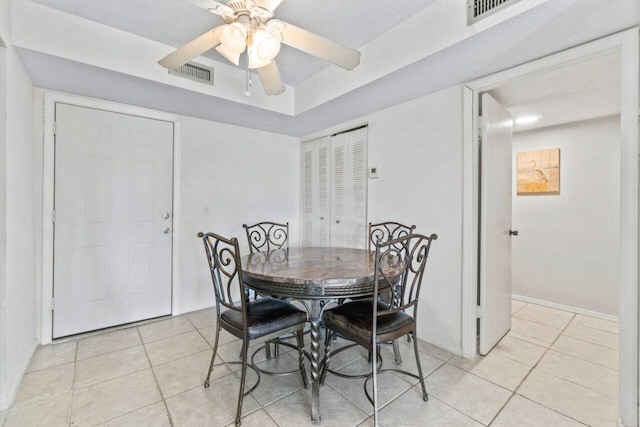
[[323, 299, 415, 349], [221, 296, 307, 340]]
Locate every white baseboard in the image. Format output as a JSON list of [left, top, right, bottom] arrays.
[[512, 294, 619, 323], [0, 339, 39, 411], [417, 333, 462, 357]]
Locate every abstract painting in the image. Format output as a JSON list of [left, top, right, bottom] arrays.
[[516, 148, 560, 195]]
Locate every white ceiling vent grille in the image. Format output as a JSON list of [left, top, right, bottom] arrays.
[[468, 0, 523, 24], [169, 62, 214, 85]]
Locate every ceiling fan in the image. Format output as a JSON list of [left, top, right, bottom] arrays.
[[158, 0, 361, 96]]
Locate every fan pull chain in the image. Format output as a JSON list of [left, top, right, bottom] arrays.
[[245, 68, 252, 97]]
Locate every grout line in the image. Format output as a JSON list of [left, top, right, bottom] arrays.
[[136, 327, 175, 427], [486, 310, 593, 426], [67, 340, 79, 426]]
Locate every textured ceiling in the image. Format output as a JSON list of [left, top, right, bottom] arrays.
[[16, 0, 640, 137], [30, 0, 439, 85], [491, 50, 621, 132]]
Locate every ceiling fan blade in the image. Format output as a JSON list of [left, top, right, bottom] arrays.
[[280, 22, 361, 71], [253, 0, 285, 12], [257, 61, 285, 95], [158, 26, 223, 69]]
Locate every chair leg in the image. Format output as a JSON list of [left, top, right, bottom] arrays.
[[296, 329, 309, 388], [236, 337, 250, 426], [392, 339, 403, 364], [204, 324, 221, 388], [264, 342, 272, 359], [274, 342, 280, 357], [319, 330, 335, 384], [372, 345, 379, 426], [412, 329, 428, 402]]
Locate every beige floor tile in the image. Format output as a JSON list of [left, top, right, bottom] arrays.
[[492, 395, 584, 427], [70, 369, 162, 426], [154, 349, 231, 398], [5, 393, 71, 427], [513, 304, 574, 329], [75, 345, 150, 389], [264, 384, 369, 427], [213, 339, 271, 365], [237, 353, 307, 406], [324, 361, 414, 415], [552, 335, 619, 370], [77, 328, 141, 360], [138, 316, 194, 343], [415, 339, 454, 362], [378, 339, 446, 383], [166, 375, 260, 426], [144, 331, 210, 366], [449, 351, 530, 391], [13, 362, 74, 407], [491, 335, 547, 367], [424, 364, 511, 424], [511, 300, 527, 314], [199, 325, 240, 347], [27, 341, 77, 373], [536, 350, 618, 398], [363, 387, 483, 427], [571, 314, 619, 334], [225, 409, 278, 427], [508, 317, 562, 347], [563, 323, 619, 350], [186, 307, 217, 329], [98, 401, 171, 426], [518, 369, 617, 426]]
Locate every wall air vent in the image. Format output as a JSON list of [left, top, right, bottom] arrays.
[[168, 62, 214, 85], [468, 0, 523, 24]]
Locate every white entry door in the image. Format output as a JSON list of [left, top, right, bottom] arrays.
[[53, 104, 174, 338], [479, 93, 513, 355]]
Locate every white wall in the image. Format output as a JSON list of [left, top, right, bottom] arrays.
[[0, 0, 37, 410], [305, 86, 465, 354], [176, 116, 300, 313], [511, 116, 621, 316]]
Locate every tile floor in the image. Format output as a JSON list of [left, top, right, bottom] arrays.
[[0, 300, 619, 426]]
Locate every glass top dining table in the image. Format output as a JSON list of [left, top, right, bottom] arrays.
[[241, 247, 378, 422]]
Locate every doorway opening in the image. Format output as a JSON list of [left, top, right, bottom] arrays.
[[462, 28, 638, 426]]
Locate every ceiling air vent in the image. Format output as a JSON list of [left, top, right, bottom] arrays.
[[468, 0, 523, 24], [168, 62, 214, 86]]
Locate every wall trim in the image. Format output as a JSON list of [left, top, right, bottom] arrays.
[[0, 339, 38, 410], [41, 91, 183, 344], [512, 294, 619, 323], [461, 27, 638, 426]]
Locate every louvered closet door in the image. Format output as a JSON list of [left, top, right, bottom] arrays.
[[302, 137, 330, 247], [330, 127, 368, 249]]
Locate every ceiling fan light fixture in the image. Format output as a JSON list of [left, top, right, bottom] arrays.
[[215, 43, 241, 66], [253, 28, 281, 61], [219, 22, 248, 54]]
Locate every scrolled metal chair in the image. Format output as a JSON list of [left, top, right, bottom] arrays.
[[368, 221, 416, 251], [368, 221, 417, 364], [243, 221, 289, 253], [243, 221, 291, 358], [321, 233, 437, 427], [198, 231, 308, 426]]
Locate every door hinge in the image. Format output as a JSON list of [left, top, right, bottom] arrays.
[[476, 305, 482, 318], [51, 297, 55, 311], [52, 209, 56, 223], [477, 116, 483, 130], [53, 121, 57, 135]]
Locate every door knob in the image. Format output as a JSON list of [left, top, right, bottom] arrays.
[[509, 230, 519, 236], [162, 226, 171, 234], [162, 212, 170, 219]]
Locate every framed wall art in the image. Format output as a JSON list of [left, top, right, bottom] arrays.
[[516, 148, 560, 195]]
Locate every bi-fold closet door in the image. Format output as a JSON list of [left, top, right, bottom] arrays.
[[301, 126, 368, 248]]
